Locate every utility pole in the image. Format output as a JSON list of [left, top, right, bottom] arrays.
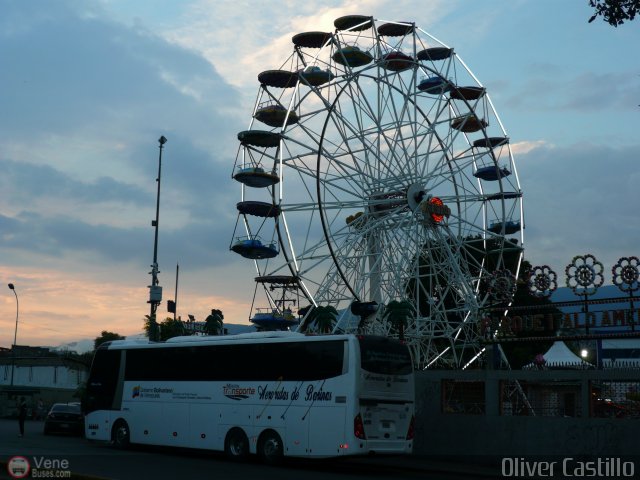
[[148, 136, 167, 341], [174, 263, 179, 321], [8, 283, 18, 386]]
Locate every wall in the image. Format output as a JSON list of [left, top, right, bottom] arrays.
[[414, 369, 639, 460]]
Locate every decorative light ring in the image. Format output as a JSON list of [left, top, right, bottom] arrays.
[[612, 256, 640, 293], [528, 265, 558, 298], [565, 254, 604, 296], [424, 196, 450, 224], [487, 269, 517, 304]]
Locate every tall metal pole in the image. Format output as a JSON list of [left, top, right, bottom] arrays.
[[174, 263, 179, 322], [629, 290, 635, 332], [148, 136, 167, 341], [8, 283, 18, 386]]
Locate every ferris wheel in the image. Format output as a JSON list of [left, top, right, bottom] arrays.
[[231, 15, 524, 369]]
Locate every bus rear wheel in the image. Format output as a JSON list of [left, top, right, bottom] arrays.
[[112, 420, 130, 449], [258, 430, 283, 465], [224, 428, 249, 461]]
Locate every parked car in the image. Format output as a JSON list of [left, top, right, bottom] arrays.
[[592, 397, 630, 418], [43, 403, 84, 435]]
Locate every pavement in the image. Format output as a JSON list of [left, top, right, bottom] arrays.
[[348, 454, 500, 478], [1, 419, 500, 479]]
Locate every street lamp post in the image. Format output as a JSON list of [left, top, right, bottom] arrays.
[[148, 136, 167, 341], [8, 283, 18, 386]]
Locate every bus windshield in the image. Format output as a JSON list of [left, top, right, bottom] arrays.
[[358, 336, 413, 375]]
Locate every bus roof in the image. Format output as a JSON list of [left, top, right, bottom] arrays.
[[100, 331, 354, 350]]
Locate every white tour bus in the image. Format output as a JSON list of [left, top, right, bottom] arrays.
[[84, 332, 414, 462]]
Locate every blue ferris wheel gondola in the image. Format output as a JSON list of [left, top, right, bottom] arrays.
[[298, 66, 335, 87], [473, 137, 509, 149], [236, 201, 281, 218], [230, 237, 279, 260], [233, 167, 279, 188], [332, 45, 373, 67], [237, 130, 281, 148], [485, 191, 522, 201], [488, 220, 521, 235], [250, 308, 299, 330], [417, 76, 451, 94], [474, 165, 511, 181]]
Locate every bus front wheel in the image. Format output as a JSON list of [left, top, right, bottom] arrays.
[[224, 428, 249, 461], [112, 420, 130, 449], [257, 430, 283, 465]]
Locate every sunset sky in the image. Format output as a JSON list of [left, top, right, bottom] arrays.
[[1, 0, 639, 351]]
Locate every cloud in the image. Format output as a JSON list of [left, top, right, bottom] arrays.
[[0, 1, 248, 351], [517, 142, 640, 272], [0, 159, 151, 206], [163, 0, 455, 90], [504, 70, 640, 113], [510, 140, 550, 156], [0, 0, 243, 170], [0, 0, 244, 271]]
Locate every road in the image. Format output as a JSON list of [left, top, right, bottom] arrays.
[[0, 420, 485, 480]]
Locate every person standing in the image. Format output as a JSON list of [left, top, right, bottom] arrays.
[[18, 397, 27, 437], [36, 399, 45, 421]]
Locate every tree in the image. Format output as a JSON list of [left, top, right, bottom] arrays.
[[94, 330, 124, 350], [159, 317, 187, 341], [589, 0, 639, 26], [384, 300, 414, 342], [313, 306, 338, 333], [204, 309, 224, 336], [493, 260, 562, 368], [144, 314, 160, 341]]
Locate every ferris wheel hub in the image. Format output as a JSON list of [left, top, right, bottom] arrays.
[[406, 183, 427, 212]]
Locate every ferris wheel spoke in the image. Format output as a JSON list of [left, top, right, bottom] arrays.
[[338, 76, 415, 185]]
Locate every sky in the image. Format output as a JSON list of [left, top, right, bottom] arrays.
[[1, 0, 639, 351]]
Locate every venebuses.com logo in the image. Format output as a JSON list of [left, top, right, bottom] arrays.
[[7, 456, 30, 479], [7, 455, 72, 479]]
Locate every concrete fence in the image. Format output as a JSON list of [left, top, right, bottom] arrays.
[[414, 368, 640, 459]]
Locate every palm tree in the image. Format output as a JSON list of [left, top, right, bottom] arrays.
[[313, 306, 338, 334], [204, 309, 224, 336], [384, 300, 414, 342]]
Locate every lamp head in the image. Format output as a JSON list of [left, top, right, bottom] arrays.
[[8, 283, 14, 290]]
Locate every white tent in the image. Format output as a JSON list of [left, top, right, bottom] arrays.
[[524, 341, 593, 369]]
